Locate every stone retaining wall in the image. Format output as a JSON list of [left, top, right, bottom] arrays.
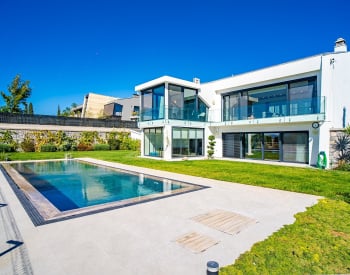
[[329, 128, 345, 168], [0, 123, 131, 146]]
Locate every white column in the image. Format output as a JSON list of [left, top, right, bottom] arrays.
[[163, 125, 172, 160]]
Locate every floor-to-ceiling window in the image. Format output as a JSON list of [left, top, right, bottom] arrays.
[[223, 131, 308, 163], [244, 133, 263, 159], [289, 78, 317, 115], [144, 128, 163, 157], [141, 85, 165, 121], [222, 76, 318, 121], [263, 133, 280, 160], [282, 132, 308, 163], [184, 88, 196, 120], [168, 84, 207, 121], [172, 128, 203, 157], [169, 85, 184, 119]]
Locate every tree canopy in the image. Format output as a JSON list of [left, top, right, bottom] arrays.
[[0, 74, 32, 113]]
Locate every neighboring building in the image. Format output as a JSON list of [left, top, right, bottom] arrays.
[[103, 94, 140, 121], [72, 92, 140, 121], [81, 93, 120, 118], [136, 38, 350, 168]]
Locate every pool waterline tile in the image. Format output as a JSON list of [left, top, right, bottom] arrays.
[[1, 158, 207, 226]]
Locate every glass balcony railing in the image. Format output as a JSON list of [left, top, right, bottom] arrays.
[[140, 107, 208, 122], [139, 97, 325, 123]]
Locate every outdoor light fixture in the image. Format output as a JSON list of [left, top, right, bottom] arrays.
[[312, 122, 320, 129]]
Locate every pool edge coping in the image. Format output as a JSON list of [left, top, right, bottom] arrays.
[[1, 158, 209, 226]]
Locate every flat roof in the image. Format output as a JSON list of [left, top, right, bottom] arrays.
[[135, 76, 200, 91]]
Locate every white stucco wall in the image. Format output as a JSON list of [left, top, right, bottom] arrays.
[[137, 44, 350, 167], [199, 55, 322, 123], [320, 51, 350, 128]]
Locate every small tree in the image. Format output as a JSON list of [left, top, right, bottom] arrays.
[[207, 135, 216, 159], [0, 75, 32, 113], [28, 102, 34, 114], [61, 103, 78, 117], [57, 105, 61, 116]]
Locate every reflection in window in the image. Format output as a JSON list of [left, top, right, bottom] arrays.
[[172, 128, 203, 157], [237, 132, 309, 163], [141, 85, 165, 121], [248, 85, 287, 119], [144, 128, 163, 157], [289, 79, 317, 115], [168, 84, 207, 121], [282, 132, 308, 163], [169, 85, 183, 119], [222, 77, 317, 121], [244, 133, 263, 159], [264, 133, 280, 160]]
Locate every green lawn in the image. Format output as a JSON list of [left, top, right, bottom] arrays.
[[3, 150, 350, 274]]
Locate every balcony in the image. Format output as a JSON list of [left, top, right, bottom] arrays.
[[212, 96, 326, 124], [140, 107, 208, 122], [139, 97, 326, 127]]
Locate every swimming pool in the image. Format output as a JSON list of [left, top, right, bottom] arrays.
[[2, 159, 205, 225]]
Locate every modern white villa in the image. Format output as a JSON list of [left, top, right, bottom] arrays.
[[135, 38, 350, 168]]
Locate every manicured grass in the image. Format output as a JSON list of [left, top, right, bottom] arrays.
[[220, 199, 350, 274], [4, 150, 350, 273]]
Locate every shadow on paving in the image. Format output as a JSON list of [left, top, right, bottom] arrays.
[[0, 189, 33, 275]]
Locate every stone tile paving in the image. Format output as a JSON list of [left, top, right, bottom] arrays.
[[0, 187, 33, 275]]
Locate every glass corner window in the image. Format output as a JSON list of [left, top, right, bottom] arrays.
[[140, 85, 165, 121]]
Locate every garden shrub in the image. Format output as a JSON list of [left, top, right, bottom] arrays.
[[126, 138, 141, 151], [207, 135, 216, 159], [0, 130, 18, 151], [93, 143, 111, 151], [107, 138, 120, 150], [0, 143, 14, 152], [0, 151, 10, 161], [77, 143, 93, 151], [335, 162, 350, 171], [40, 144, 57, 152], [20, 135, 35, 152], [32, 130, 56, 152], [78, 131, 104, 147], [57, 142, 72, 151]]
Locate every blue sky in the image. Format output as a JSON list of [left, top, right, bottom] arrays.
[[0, 0, 349, 115]]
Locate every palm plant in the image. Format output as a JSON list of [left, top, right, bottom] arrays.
[[334, 134, 350, 163]]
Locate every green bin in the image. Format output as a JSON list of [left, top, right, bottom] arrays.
[[317, 151, 327, 169]]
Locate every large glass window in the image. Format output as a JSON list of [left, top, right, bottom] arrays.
[[289, 79, 317, 115], [168, 84, 207, 121], [169, 85, 183, 119], [244, 133, 263, 159], [172, 128, 203, 157], [184, 88, 196, 120], [222, 77, 317, 121], [141, 85, 165, 121], [144, 128, 163, 157], [226, 131, 308, 163], [248, 85, 287, 119], [264, 133, 280, 160], [198, 98, 208, 121], [282, 132, 308, 163]]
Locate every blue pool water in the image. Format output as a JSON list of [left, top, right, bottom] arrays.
[[10, 160, 185, 211]]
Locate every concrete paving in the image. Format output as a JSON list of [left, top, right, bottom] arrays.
[[0, 158, 321, 275]]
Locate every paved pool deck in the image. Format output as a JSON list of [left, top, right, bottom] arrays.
[[0, 158, 321, 275]]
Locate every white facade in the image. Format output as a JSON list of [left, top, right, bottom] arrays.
[[136, 39, 350, 168]]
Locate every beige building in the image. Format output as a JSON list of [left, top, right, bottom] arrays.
[[80, 93, 120, 118], [71, 92, 140, 121]]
